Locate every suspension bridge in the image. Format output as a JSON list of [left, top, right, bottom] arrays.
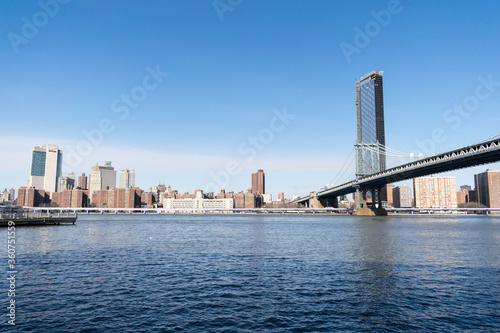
[[292, 134, 500, 215]]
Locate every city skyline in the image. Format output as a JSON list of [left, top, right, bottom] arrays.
[[6, 141, 499, 201], [2, 1, 500, 196]]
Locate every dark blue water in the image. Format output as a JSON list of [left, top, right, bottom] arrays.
[[2, 215, 500, 332]]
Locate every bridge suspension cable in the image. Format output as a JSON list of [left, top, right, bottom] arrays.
[[360, 143, 431, 158], [335, 152, 356, 185], [357, 133, 500, 173], [472, 133, 500, 145], [326, 133, 500, 190], [328, 146, 355, 188], [355, 142, 435, 175]]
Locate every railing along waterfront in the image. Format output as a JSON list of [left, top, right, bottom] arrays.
[[29, 207, 352, 215]]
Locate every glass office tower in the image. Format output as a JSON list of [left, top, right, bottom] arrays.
[[29, 144, 63, 194], [355, 70, 386, 177]]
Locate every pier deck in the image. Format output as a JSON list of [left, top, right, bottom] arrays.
[[0, 207, 77, 226], [0, 216, 76, 226]]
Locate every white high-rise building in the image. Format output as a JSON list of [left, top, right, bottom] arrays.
[[119, 169, 135, 188], [88, 162, 117, 199], [28, 144, 63, 194]]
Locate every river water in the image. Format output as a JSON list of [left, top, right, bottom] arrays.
[[1, 214, 499, 332]]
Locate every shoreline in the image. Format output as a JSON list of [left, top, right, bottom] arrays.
[[75, 211, 498, 216]]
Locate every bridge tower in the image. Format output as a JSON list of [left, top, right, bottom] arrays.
[[354, 70, 387, 216]]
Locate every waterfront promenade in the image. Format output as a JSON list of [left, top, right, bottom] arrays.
[[17, 206, 500, 216]]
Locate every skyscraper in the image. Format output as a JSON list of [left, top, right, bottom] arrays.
[[28, 144, 63, 194], [355, 70, 386, 177], [119, 169, 135, 188], [8, 188, 15, 201], [474, 169, 500, 208], [88, 162, 117, 199], [251, 169, 265, 194], [78, 173, 88, 190]]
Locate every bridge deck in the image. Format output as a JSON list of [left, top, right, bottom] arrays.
[[294, 137, 500, 204]]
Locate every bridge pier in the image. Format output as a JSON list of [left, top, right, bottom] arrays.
[[357, 188, 368, 208], [352, 187, 387, 216], [309, 192, 338, 208], [309, 192, 324, 208], [321, 196, 338, 208]]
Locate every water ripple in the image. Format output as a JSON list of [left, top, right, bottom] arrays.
[[1, 215, 499, 332]]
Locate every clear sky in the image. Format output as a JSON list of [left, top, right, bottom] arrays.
[[1, 0, 499, 198]]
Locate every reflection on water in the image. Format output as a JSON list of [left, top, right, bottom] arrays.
[[1, 214, 499, 332], [351, 217, 404, 329]]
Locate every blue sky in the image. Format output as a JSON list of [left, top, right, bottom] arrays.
[[1, 0, 499, 198]]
